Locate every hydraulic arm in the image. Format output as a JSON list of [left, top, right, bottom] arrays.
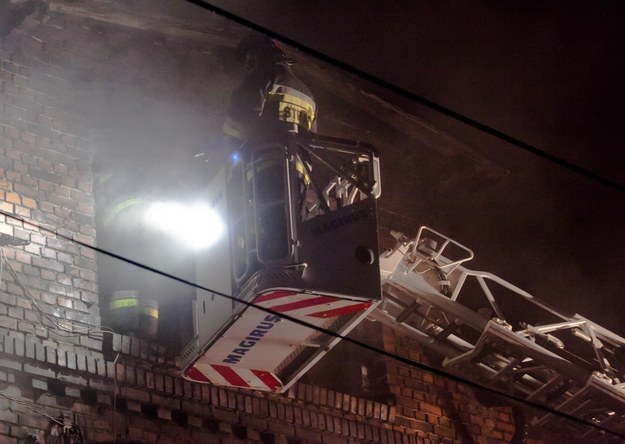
[[376, 226, 625, 440]]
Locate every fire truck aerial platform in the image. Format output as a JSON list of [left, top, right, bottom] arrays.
[[180, 132, 383, 392], [179, 131, 625, 440]]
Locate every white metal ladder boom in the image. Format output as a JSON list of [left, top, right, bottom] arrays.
[[374, 226, 625, 441]]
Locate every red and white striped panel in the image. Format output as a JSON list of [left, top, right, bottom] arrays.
[[185, 364, 283, 392], [183, 290, 375, 391], [254, 290, 372, 318]]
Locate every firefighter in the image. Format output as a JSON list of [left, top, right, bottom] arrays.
[[223, 34, 317, 142], [224, 35, 319, 270], [96, 169, 188, 342]]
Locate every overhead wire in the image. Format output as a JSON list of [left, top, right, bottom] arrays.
[[0, 392, 64, 426], [0, 391, 85, 443], [0, 209, 624, 440], [0, 248, 116, 339], [185, 0, 625, 195]]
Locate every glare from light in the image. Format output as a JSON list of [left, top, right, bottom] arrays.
[[145, 201, 225, 250]]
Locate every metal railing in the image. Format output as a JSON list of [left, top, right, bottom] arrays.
[[377, 226, 625, 441]]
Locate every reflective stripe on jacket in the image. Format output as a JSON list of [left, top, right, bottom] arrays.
[[266, 83, 316, 130], [103, 197, 143, 226], [245, 156, 311, 185]]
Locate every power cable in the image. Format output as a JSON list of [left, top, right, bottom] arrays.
[[0, 392, 64, 426], [185, 0, 625, 195], [0, 209, 623, 440], [0, 248, 116, 338], [0, 392, 84, 443]]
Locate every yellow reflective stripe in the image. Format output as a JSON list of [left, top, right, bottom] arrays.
[[103, 198, 142, 226], [267, 92, 315, 129], [142, 307, 159, 319], [223, 117, 248, 139], [246, 159, 282, 181], [96, 172, 113, 186], [295, 159, 311, 185], [268, 92, 315, 115], [110, 299, 158, 318], [110, 298, 139, 309], [245, 158, 310, 184]]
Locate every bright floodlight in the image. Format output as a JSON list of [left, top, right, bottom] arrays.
[[145, 202, 225, 250]]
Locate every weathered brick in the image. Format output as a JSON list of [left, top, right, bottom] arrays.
[[24, 362, 55, 378], [130, 337, 140, 357], [29, 166, 62, 184], [145, 370, 155, 390], [187, 415, 203, 428], [65, 386, 81, 398], [32, 256, 65, 272], [66, 351, 77, 370], [157, 407, 172, 421], [320, 431, 348, 444], [121, 386, 150, 403], [152, 393, 182, 411], [164, 375, 174, 394], [106, 361, 116, 379], [201, 385, 211, 404], [72, 402, 98, 416], [24, 337, 35, 359], [212, 406, 240, 424], [124, 365, 136, 386], [31, 378, 48, 391], [74, 353, 87, 371], [284, 405, 299, 422], [295, 426, 322, 442], [0, 316, 18, 330], [273, 403, 284, 421], [34, 341, 45, 361], [174, 377, 184, 397], [0, 293, 17, 307], [266, 419, 295, 437], [56, 371, 88, 387], [45, 346, 56, 364], [121, 335, 131, 354], [332, 416, 341, 435], [0, 358, 22, 371], [127, 400, 142, 413], [152, 372, 164, 392]]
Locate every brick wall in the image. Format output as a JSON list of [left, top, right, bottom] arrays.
[[0, 6, 556, 444], [379, 325, 550, 444], [0, 9, 104, 443], [0, 329, 410, 443], [0, 0, 101, 360], [0, 12, 99, 333]]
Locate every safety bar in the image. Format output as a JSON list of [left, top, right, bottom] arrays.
[[405, 226, 474, 275]]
